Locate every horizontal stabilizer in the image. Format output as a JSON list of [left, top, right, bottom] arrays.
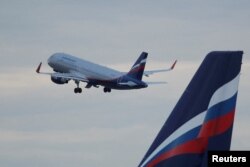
[[146, 81, 167, 85], [118, 81, 137, 87]]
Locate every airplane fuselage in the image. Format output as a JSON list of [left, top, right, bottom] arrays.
[[47, 53, 148, 90]]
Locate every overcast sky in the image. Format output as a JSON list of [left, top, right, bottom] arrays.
[[0, 1, 250, 167]]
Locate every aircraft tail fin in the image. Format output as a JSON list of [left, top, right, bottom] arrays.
[[138, 51, 243, 167], [127, 52, 148, 80]]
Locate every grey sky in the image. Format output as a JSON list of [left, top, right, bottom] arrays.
[[0, 1, 249, 167]]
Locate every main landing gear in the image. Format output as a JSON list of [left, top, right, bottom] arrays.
[[74, 80, 82, 94], [74, 87, 82, 93], [103, 87, 111, 93], [73, 80, 111, 94]]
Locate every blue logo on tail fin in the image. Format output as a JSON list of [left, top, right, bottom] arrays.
[[127, 52, 148, 80], [138, 51, 243, 167]]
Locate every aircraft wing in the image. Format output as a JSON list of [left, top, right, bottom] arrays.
[[36, 62, 89, 82], [51, 72, 89, 82], [144, 60, 177, 77]]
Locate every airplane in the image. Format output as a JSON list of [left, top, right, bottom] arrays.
[[138, 51, 243, 167], [36, 52, 177, 93]]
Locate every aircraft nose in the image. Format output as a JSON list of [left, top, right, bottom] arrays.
[[47, 56, 53, 66], [48, 54, 56, 67]]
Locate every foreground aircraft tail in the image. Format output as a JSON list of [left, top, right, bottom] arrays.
[[138, 51, 243, 167], [127, 52, 148, 80]]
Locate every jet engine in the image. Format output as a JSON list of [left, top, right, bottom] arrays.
[[51, 76, 69, 84]]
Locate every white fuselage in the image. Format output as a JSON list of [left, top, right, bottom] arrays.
[[48, 53, 123, 80]]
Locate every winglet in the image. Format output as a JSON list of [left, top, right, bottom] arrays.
[[171, 60, 177, 70], [36, 62, 42, 73]]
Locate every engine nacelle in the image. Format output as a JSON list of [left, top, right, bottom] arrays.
[[51, 76, 69, 84]]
